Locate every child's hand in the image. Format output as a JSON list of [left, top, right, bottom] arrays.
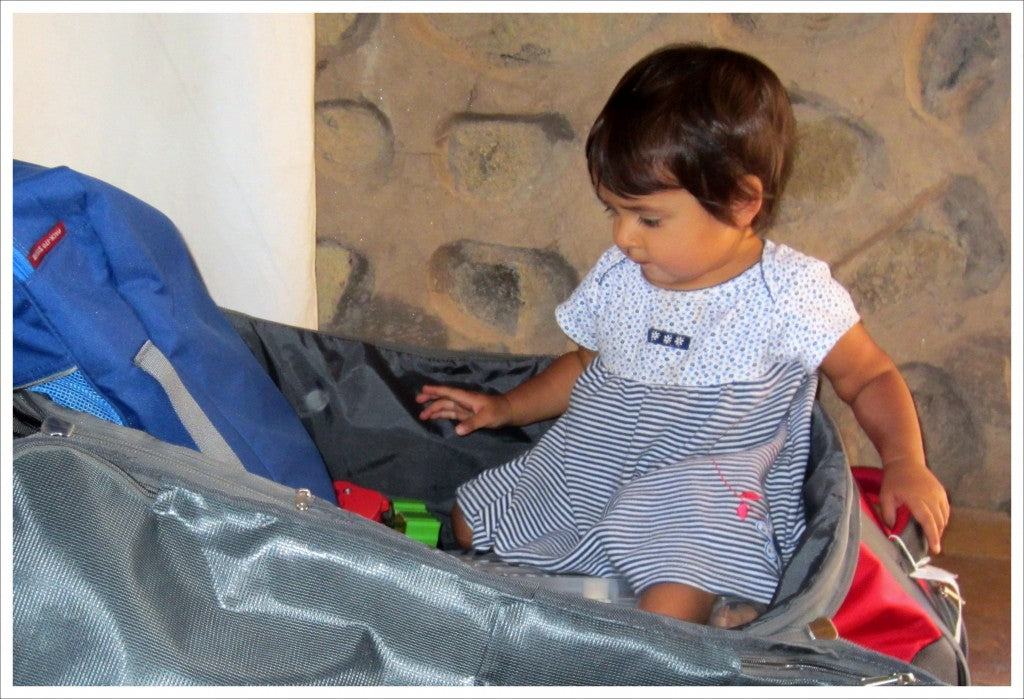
[[879, 460, 950, 555], [416, 385, 514, 436]]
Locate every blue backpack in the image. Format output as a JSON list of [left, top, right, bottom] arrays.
[[12, 160, 335, 503]]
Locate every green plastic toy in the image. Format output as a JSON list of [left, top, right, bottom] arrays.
[[384, 498, 441, 547]]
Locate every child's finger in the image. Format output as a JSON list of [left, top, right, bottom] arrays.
[[879, 495, 898, 530], [418, 385, 455, 400], [420, 385, 480, 408], [904, 499, 943, 555], [418, 399, 457, 420], [921, 508, 942, 555], [454, 417, 481, 436]]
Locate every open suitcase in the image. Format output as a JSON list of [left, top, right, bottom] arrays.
[[11, 162, 969, 686]]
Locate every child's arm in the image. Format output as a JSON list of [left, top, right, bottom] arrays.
[[820, 322, 950, 554], [417, 346, 596, 436]]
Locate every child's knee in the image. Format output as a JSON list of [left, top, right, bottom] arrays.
[[450, 502, 473, 550]]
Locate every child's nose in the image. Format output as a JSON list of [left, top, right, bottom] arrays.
[[612, 217, 639, 251]]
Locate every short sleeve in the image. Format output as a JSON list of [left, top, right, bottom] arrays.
[[554, 247, 625, 351], [772, 252, 860, 372]]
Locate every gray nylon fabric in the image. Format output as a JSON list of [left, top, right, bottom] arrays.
[[11, 395, 941, 686]]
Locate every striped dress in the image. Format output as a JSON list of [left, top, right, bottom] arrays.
[[456, 241, 860, 604]]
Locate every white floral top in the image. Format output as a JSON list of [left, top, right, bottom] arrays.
[[555, 240, 860, 385]]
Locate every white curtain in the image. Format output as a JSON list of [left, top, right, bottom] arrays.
[[12, 13, 318, 329]]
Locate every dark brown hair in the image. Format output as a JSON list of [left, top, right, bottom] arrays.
[[585, 44, 795, 231]]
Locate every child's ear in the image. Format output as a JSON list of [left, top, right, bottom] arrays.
[[732, 175, 764, 228]]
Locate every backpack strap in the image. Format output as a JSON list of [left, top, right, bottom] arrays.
[[133, 340, 245, 471]]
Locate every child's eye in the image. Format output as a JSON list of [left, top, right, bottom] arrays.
[[638, 216, 661, 228]]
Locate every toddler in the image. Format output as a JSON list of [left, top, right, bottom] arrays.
[[417, 44, 949, 627]]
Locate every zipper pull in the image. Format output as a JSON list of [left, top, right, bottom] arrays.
[[294, 488, 314, 511], [860, 672, 917, 686], [806, 616, 838, 640], [41, 415, 76, 438]]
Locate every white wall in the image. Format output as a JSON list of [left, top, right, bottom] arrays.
[[11, 13, 318, 328]]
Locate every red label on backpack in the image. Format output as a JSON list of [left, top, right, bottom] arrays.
[[29, 221, 67, 268]]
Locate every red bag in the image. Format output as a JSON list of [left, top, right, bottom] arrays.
[[832, 467, 944, 663]]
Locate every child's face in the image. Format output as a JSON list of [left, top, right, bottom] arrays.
[[597, 186, 762, 291]]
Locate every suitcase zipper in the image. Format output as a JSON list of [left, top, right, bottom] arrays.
[[18, 390, 334, 509], [27, 416, 159, 499], [18, 403, 333, 519], [740, 656, 922, 685]]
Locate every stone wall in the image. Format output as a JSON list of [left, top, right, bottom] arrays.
[[313, 13, 1012, 513]]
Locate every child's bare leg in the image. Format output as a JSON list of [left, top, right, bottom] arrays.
[[450, 502, 473, 550], [638, 582, 717, 624]]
